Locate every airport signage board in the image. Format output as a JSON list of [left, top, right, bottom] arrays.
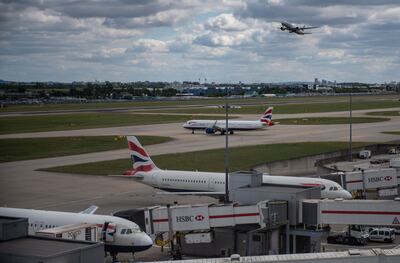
[[345, 169, 397, 191], [172, 206, 210, 231], [151, 205, 210, 232]]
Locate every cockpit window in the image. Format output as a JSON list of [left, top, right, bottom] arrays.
[[321, 185, 326, 190], [126, 229, 132, 234], [121, 229, 126, 234], [333, 186, 338, 191]]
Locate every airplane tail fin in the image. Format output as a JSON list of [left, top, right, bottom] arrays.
[[259, 106, 274, 126], [124, 136, 158, 176]]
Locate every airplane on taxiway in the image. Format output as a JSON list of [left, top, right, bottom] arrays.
[[122, 136, 352, 199], [0, 206, 153, 260], [182, 106, 274, 135], [280, 21, 318, 35]]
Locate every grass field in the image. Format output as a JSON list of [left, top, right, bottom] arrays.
[[275, 117, 390, 125], [1, 94, 397, 113], [0, 136, 172, 162], [0, 113, 227, 134], [144, 100, 400, 115], [366, 111, 400, 116], [42, 141, 369, 175]]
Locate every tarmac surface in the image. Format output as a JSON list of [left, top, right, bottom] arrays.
[[0, 107, 399, 262], [1, 108, 399, 210]]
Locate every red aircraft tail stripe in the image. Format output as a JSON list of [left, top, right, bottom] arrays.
[[128, 141, 148, 157]]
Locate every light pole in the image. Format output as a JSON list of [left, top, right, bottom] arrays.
[[224, 101, 229, 203], [349, 92, 353, 162]]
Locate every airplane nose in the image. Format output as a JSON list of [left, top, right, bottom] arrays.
[[136, 232, 153, 247], [143, 233, 153, 247], [343, 190, 353, 199]]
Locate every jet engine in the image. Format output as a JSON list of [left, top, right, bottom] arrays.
[[205, 127, 216, 134], [280, 27, 285, 31]]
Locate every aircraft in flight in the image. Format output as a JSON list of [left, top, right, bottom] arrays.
[[280, 21, 318, 35], [0, 206, 153, 260], [122, 136, 352, 199], [182, 106, 274, 135]]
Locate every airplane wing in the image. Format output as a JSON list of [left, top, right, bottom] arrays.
[[79, 205, 99, 214], [302, 26, 319, 29], [302, 32, 312, 34]]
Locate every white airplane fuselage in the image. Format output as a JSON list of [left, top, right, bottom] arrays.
[[183, 120, 267, 131], [134, 169, 352, 199], [0, 207, 153, 253]]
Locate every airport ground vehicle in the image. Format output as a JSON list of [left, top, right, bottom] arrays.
[[359, 150, 371, 159], [327, 231, 369, 246], [368, 228, 396, 243]]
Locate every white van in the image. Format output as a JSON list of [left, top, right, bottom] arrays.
[[359, 150, 371, 159], [368, 228, 396, 243]]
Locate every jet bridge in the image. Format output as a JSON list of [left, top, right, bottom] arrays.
[[144, 200, 287, 235], [140, 200, 288, 257], [301, 199, 400, 226]]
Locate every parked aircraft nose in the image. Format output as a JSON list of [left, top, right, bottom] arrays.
[[134, 232, 153, 251], [342, 190, 353, 199]]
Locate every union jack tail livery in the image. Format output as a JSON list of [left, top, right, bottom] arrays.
[[259, 106, 274, 126], [123, 136, 158, 176]]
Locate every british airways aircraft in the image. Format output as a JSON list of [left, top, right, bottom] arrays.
[[280, 21, 318, 35], [123, 136, 352, 199], [0, 206, 153, 260], [182, 106, 274, 134]]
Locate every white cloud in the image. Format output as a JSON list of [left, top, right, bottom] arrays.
[[205, 13, 248, 31], [318, 49, 346, 59], [129, 39, 169, 53]]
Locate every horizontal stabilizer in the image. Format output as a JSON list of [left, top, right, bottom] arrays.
[[108, 174, 144, 178]]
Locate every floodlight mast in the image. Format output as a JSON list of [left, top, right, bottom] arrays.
[[225, 101, 229, 203], [349, 92, 353, 162]]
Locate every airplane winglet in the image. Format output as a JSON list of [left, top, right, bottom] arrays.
[[79, 205, 99, 214]]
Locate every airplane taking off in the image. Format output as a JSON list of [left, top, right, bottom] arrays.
[[123, 136, 352, 199], [280, 21, 318, 35], [182, 106, 274, 135], [0, 206, 153, 259]]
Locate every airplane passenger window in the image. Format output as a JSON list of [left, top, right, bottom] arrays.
[[126, 229, 132, 234]]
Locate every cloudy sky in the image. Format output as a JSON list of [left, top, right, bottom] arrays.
[[0, 0, 399, 83]]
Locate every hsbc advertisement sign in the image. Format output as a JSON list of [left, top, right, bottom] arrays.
[[364, 169, 398, 189], [346, 169, 398, 190], [172, 206, 209, 231]]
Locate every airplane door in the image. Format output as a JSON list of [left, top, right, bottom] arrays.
[[152, 172, 158, 187], [102, 222, 116, 242], [209, 178, 216, 190]]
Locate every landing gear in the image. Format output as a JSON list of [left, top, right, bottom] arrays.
[[191, 129, 194, 134], [229, 130, 234, 135], [110, 252, 118, 262]]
